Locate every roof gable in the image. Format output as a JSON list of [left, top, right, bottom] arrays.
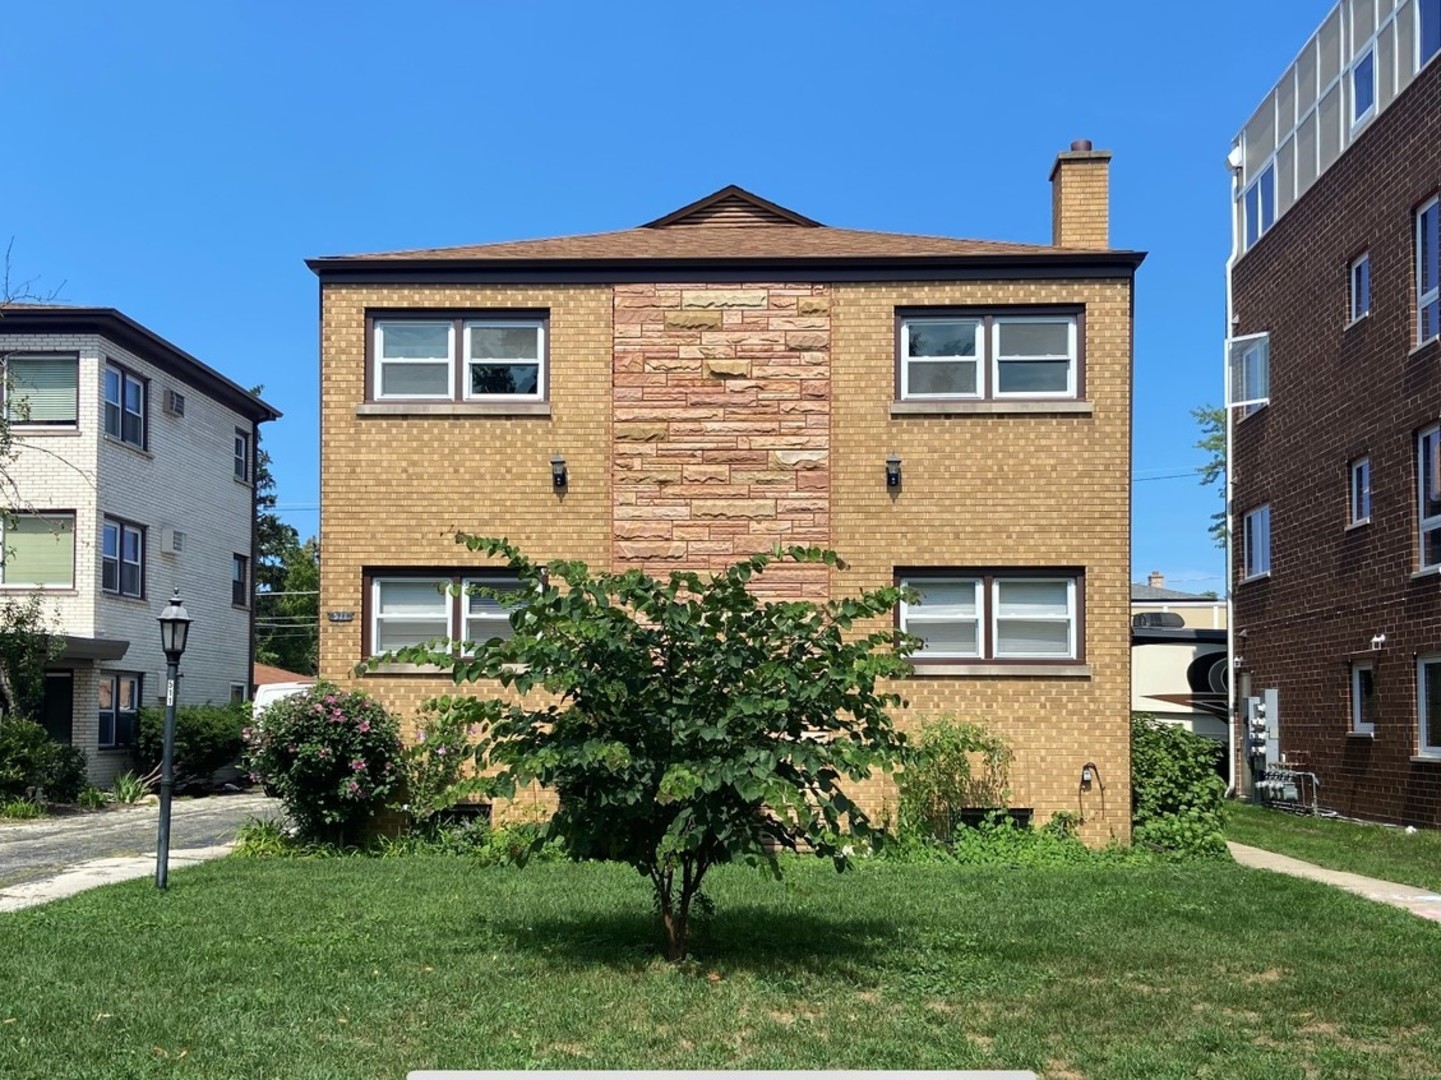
[[641, 185, 822, 229]]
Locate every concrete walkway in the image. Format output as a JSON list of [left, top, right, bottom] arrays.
[[0, 791, 280, 913], [1229, 841, 1441, 922]]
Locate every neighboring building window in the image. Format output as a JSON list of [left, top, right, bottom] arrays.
[[1419, 425, 1441, 569], [1242, 505, 1271, 580], [5, 355, 78, 426], [1352, 49, 1376, 127], [234, 429, 251, 482], [1419, 197, 1439, 345], [1228, 333, 1270, 415], [1351, 662, 1376, 735], [1244, 164, 1275, 250], [1417, 654, 1441, 757], [898, 573, 1080, 662], [368, 571, 525, 656], [98, 672, 141, 749], [232, 554, 249, 608], [1349, 253, 1371, 322], [0, 512, 75, 587], [899, 313, 1078, 401], [1424, 0, 1440, 67], [102, 518, 144, 598], [103, 362, 146, 448], [373, 317, 547, 402], [1350, 457, 1372, 525], [230, 684, 248, 704]]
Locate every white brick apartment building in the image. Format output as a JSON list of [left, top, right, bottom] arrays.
[[1, 306, 279, 787]]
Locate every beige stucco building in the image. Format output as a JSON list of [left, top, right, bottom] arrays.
[[311, 145, 1143, 843]]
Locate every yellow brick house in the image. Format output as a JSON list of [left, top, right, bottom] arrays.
[[308, 143, 1144, 843]]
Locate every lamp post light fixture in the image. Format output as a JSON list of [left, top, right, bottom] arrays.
[[551, 454, 568, 489], [155, 589, 192, 890]]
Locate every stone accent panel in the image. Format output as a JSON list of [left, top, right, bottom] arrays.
[[612, 283, 831, 600]]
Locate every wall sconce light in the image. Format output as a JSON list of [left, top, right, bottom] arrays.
[[885, 453, 902, 488], [551, 454, 567, 489], [1080, 762, 1097, 792], [1370, 633, 1386, 651]]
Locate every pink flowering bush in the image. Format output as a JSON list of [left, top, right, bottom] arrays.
[[243, 682, 401, 844], [397, 696, 482, 830]]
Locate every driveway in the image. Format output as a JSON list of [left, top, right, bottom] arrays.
[[0, 792, 280, 891]]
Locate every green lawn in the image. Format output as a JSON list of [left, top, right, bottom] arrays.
[[1225, 801, 1441, 893], [2, 857, 1440, 1079]]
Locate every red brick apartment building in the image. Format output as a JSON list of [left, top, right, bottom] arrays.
[[1229, 0, 1441, 823], [310, 147, 1144, 843]]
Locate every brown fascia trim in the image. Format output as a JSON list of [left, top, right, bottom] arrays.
[[0, 307, 281, 424], [304, 251, 1147, 284]]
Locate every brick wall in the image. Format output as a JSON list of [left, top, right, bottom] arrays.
[[1231, 59, 1441, 824]]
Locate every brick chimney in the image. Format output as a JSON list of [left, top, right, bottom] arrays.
[[1148, 570, 1165, 589], [1049, 139, 1112, 249]]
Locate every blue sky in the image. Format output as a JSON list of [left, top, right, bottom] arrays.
[[1, 0, 1331, 594]]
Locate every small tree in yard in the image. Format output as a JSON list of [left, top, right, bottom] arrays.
[[381, 536, 915, 962]]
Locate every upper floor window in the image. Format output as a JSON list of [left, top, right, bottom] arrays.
[[1419, 425, 1441, 570], [1424, 0, 1440, 67], [5, 355, 78, 426], [898, 572, 1081, 664], [1352, 49, 1376, 128], [1350, 457, 1372, 526], [372, 316, 547, 402], [1242, 505, 1271, 580], [368, 571, 525, 657], [0, 512, 75, 588], [898, 312, 1079, 401], [1349, 253, 1371, 322], [103, 362, 146, 448], [102, 518, 144, 598], [234, 429, 251, 482], [1244, 164, 1275, 251], [232, 553, 249, 608], [1419, 197, 1439, 346], [1227, 332, 1270, 416]]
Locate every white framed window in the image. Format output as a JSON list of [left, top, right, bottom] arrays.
[[900, 318, 980, 399], [461, 575, 526, 647], [1351, 662, 1376, 735], [1242, 505, 1271, 580], [0, 512, 75, 588], [371, 577, 452, 654], [1351, 48, 1376, 127], [1350, 457, 1372, 525], [234, 429, 251, 482], [1244, 164, 1275, 251], [1424, 0, 1440, 68], [898, 312, 1078, 401], [374, 321, 455, 400], [463, 321, 545, 401], [102, 518, 144, 598], [1419, 197, 1439, 346], [1417, 654, 1441, 757], [5, 355, 78, 426], [98, 672, 141, 749], [1419, 425, 1441, 569], [1227, 332, 1270, 416], [1349, 253, 1371, 322], [103, 362, 146, 448], [899, 572, 1080, 663]]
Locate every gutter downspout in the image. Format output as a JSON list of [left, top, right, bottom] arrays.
[[1224, 154, 1243, 797]]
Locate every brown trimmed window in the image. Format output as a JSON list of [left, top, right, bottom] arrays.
[[5, 354, 78, 426], [898, 311, 1080, 401], [899, 571, 1082, 662], [98, 672, 141, 748], [366, 570, 525, 657], [103, 361, 146, 448], [232, 553, 249, 608], [371, 315, 547, 402]]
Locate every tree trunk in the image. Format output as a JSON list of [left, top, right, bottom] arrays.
[[662, 902, 687, 962]]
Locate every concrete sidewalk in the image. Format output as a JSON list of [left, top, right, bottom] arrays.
[[1229, 841, 1441, 922], [0, 845, 233, 912]]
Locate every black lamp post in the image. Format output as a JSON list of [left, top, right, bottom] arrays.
[[155, 589, 191, 889]]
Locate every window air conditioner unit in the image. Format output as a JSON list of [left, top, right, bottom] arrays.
[[160, 527, 186, 555], [163, 389, 186, 417]]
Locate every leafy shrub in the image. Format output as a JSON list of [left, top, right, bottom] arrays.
[[897, 716, 1013, 843], [112, 771, 153, 804], [0, 798, 43, 819], [397, 697, 481, 827], [232, 817, 294, 858], [1131, 712, 1227, 858], [137, 702, 248, 787], [242, 683, 402, 844], [76, 786, 108, 810], [0, 719, 87, 803]]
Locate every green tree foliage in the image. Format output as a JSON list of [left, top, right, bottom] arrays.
[[0, 718, 87, 803], [0, 594, 61, 721], [251, 423, 318, 675], [1193, 404, 1226, 549], [1131, 713, 1227, 857], [137, 702, 248, 789], [383, 537, 914, 961]]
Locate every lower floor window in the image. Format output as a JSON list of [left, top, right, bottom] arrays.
[[1351, 662, 1375, 734], [1419, 656, 1441, 756], [368, 571, 524, 657], [98, 672, 141, 748], [898, 571, 1081, 662]]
